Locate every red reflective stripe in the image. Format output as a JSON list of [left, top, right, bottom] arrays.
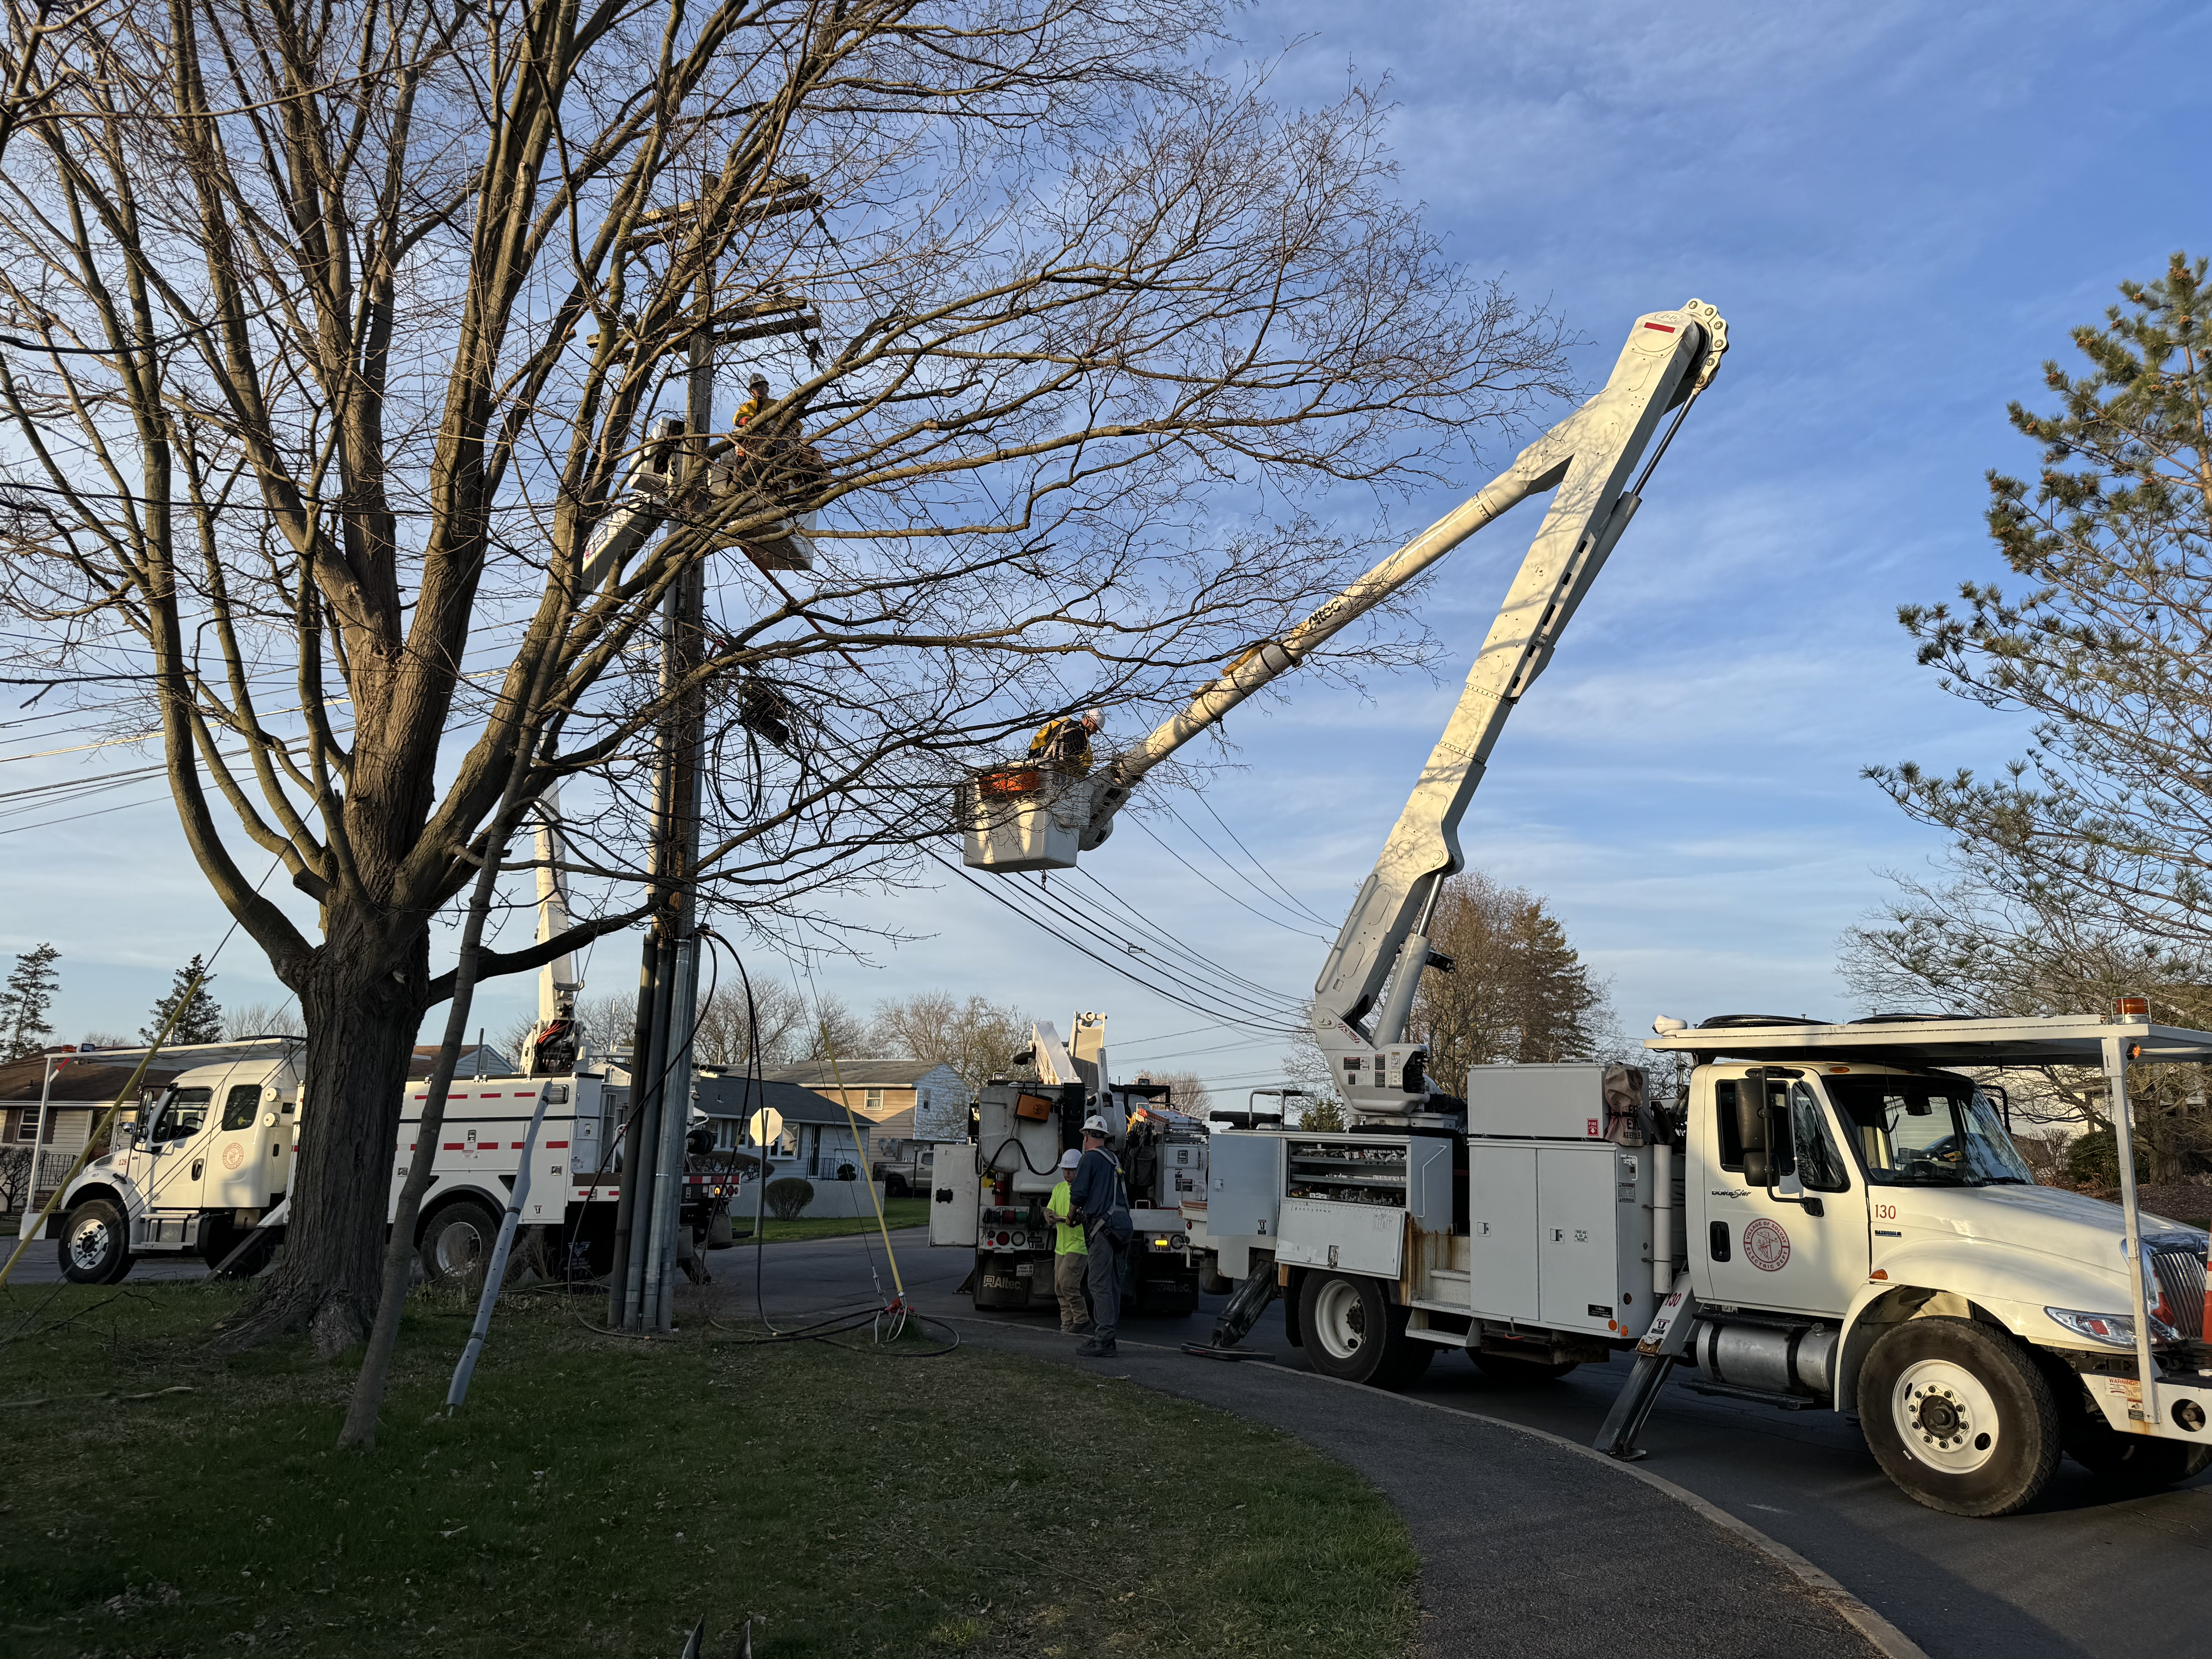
[[413, 1094, 427, 1100], [1642, 321, 1676, 332], [546, 1140, 568, 1149], [479, 1092, 502, 1098], [442, 1142, 464, 1150]]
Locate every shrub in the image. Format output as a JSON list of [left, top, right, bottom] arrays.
[[765, 1177, 814, 1220]]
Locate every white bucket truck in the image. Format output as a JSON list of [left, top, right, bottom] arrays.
[[44, 790, 731, 1286], [955, 295, 2212, 1514], [42, 1040, 650, 1285], [930, 1014, 1208, 1316]]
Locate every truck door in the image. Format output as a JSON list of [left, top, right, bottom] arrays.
[[1697, 1070, 1868, 1317], [202, 1076, 282, 1215], [135, 1086, 214, 1218]]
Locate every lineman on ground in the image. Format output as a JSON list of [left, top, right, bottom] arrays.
[[1028, 709, 1100, 776], [1069, 1113, 1130, 1358], [1045, 1147, 1090, 1336]]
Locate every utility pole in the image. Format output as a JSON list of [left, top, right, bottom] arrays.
[[610, 264, 715, 1334]]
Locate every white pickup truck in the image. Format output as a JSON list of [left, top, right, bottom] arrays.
[[42, 1041, 730, 1285]]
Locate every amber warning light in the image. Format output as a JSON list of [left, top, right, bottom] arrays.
[[2117, 995, 2150, 1018]]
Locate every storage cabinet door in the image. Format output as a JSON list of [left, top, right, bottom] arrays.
[[1466, 1146, 1538, 1320], [1537, 1148, 1620, 1333]]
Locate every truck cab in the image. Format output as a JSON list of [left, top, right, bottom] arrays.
[[57, 1047, 302, 1278]]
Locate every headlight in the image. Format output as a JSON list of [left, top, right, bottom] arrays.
[[2045, 1306, 2181, 1348]]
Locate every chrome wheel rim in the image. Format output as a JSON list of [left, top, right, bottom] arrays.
[[1311, 1278, 1367, 1362], [430, 1217, 489, 1278], [66, 1213, 113, 1272], [1893, 1357, 2001, 1474]]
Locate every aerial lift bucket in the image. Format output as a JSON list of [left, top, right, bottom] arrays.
[[959, 766, 1091, 870]]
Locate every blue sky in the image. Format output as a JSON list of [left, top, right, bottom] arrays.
[[5, 0, 2204, 1099]]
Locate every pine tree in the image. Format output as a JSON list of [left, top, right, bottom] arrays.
[[0, 943, 60, 1060], [143, 955, 223, 1045]]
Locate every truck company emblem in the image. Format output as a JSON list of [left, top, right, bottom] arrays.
[[220, 1142, 246, 1171], [1742, 1217, 1790, 1272]]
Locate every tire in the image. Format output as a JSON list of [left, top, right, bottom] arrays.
[[1386, 1340, 1436, 1388], [417, 1198, 504, 1283], [1857, 1316, 2060, 1516], [1198, 1255, 1233, 1297], [1297, 1271, 1419, 1390], [1471, 1351, 1580, 1383], [202, 1221, 278, 1278], [58, 1197, 134, 1285], [883, 1175, 909, 1199]]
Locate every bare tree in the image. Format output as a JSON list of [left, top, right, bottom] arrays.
[[1132, 1066, 1210, 1116], [222, 1001, 306, 1041], [694, 977, 809, 1068], [1410, 871, 1613, 1083], [870, 990, 1029, 1093], [0, 1144, 29, 1214], [0, 0, 1569, 1351]]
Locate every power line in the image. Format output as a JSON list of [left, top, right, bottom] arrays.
[[1165, 796, 1334, 929], [1125, 814, 1331, 941], [1189, 787, 1335, 924]]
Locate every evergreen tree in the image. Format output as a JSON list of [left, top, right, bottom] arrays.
[[0, 943, 60, 1060], [143, 955, 223, 1045]]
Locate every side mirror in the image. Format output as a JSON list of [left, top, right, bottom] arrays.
[[1735, 1068, 1770, 1185]]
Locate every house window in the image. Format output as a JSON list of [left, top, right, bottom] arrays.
[[13, 1109, 35, 1142], [864, 1089, 884, 1113]]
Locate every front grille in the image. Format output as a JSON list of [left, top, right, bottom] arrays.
[[2150, 1245, 2208, 1341]]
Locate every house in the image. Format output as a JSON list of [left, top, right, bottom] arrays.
[[0, 1053, 180, 1216], [764, 1059, 969, 1143], [694, 1074, 874, 1180]]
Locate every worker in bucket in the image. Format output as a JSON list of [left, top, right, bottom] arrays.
[[1068, 1113, 1130, 1357], [733, 372, 772, 430], [1028, 709, 1100, 776], [1044, 1148, 1091, 1336]]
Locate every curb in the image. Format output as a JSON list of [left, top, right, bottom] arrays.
[[946, 1316, 1929, 1659]]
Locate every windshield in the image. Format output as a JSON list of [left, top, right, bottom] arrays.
[[1825, 1075, 2034, 1188]]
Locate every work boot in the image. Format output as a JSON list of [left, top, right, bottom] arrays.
[[1076, 1337, 1117, 1358]]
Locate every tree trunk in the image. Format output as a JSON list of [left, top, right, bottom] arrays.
[[218, 922, 427, 1357]]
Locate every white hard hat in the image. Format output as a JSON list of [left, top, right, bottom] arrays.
[[1081, 708, 1102, 726], [1082, 1114, 1110, 1136], [1059, 1148, 1082, 1169]]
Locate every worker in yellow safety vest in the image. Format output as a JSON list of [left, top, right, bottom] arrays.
[[733, 372, 771, 430], [1028, 709, 1100, 776], [1044, 1148, 1091, 1335]]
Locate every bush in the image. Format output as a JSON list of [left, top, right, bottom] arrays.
[[765, 1177, 814, 1220]]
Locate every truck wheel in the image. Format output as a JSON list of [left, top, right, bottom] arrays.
[[418, 1199, 503, 1283], [1298, 1271, 1417, 1390], [58, 1197, 134, 1285], [1198, 1255, 1232, 1297], [1472, 1352, 1580, 1383], [1858, 1316, 2059, 1516]]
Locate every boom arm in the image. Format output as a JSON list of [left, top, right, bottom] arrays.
[[1075, 302, 1726, 856], [1312, 301, 1728, 1120]]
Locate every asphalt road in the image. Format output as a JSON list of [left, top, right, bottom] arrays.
[[21, 1225, 2207, 1657], [700, 1230, 2212, 1659]]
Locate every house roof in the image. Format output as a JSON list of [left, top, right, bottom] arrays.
[[764, 1060, 961, 1090], [405, 1044, 514, 1080], [0, 1057, 181, 1105], [694, 1075, 870, 1128]]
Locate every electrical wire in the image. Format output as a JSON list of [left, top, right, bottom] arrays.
[[1188, 789, 1334, 926], [1125, 814, 1330, 941]]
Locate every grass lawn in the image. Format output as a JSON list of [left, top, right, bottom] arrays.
[[0, 1278, 1417, 1657], [727, 1196, 932, 1243]]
